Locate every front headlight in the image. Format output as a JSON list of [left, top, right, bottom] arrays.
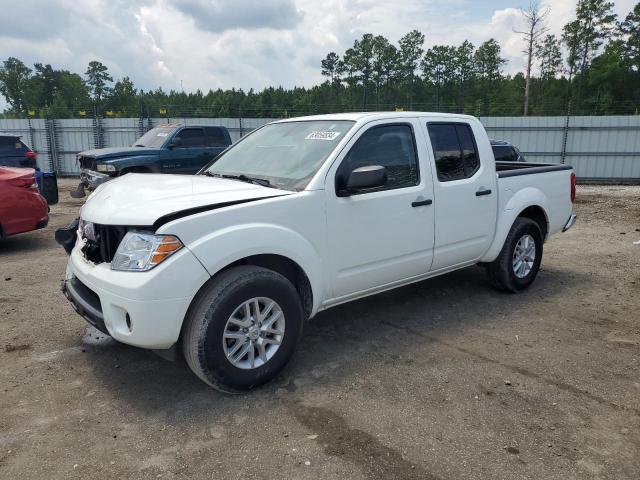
[[96, 164, 116, 173], [111, 232, 183, 271]]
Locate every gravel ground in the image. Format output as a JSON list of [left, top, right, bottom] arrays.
[[1, 179, 639, 480]]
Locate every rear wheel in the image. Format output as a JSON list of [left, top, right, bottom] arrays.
[[182, 266, 304, 392], [485, 217, 543, 293]]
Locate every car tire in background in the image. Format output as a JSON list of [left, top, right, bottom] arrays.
[[182, 265, 304, 392], [485, 217, 543, 293]]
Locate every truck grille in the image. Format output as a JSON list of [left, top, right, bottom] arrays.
[[78, 155, 97, 170], [81, 224, 128, 264]]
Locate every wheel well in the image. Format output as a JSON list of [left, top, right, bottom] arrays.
[[225, 254, 313, 319], [518, 206, 548, 239]]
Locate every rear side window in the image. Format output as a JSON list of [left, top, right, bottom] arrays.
[[338, 124, 419, 192], [0, 137, 23, 152], [175, 128, 206, 147], [205, 127, 228, 147], [492, 145, 517, 162], [427, 123, 480, 182]]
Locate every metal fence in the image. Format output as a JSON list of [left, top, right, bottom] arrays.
[[1, 115, 639, 181]]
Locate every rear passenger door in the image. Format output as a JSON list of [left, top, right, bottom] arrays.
[[204, 127, 230, 167], [169, 127, 209, 174], [425, 121, 497, 271]]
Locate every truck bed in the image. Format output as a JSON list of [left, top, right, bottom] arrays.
[[496, 161, 573, 178]]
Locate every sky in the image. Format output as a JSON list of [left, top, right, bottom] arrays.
[[0, 0, 637, 101]]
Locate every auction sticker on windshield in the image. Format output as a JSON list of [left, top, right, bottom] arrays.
[[305, 131, 341, 141]]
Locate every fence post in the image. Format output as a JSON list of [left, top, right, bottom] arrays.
[[561, 100, 571, 164], [238, 106, 244, 138], [138, 108, 145, 138], [27, 117, 36, 156], [44, 115, 59, 173], [92, 106, 103, 149]]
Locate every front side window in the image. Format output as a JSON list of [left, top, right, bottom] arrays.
[[203, 120, 354, 191], [337, 124, 419, 193], [175, 128, 206, 147], [428, 123, 480, 182]]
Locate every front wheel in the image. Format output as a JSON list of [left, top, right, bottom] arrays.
[[182, 266, 304, 392], [485, 217, 543, 293]]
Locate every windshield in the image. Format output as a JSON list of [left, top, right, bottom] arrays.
[[134, 127, 177, 148], [202, 120, 354, 191]]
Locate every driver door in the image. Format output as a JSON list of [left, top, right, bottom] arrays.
[[324, 120, 435, 301]]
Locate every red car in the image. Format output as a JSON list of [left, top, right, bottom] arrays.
[[0, 167, 49, 240]]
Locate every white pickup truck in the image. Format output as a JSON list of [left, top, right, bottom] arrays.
[[57, 112, 576, 392]]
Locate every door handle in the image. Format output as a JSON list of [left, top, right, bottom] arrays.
[[476, 189, 492, 196], [412, 199, 433, 207]]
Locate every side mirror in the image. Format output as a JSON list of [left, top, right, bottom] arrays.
[[341, 165, 387, 195], [169, 137, 182, 149]]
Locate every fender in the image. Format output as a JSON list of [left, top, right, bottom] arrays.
[[162, 221, 325, 316], [110, 155, 161, 173], [480, 186, 549, 263]]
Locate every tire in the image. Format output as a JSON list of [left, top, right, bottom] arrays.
[[485, 217, 543, 293], [182, 265, 304, 392]]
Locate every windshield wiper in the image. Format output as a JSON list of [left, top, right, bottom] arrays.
[[133, 144, 146, 147], [203, 171, 273, 188]]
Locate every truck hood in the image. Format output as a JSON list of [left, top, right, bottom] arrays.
[[79, 146, 158, 159], [81, 173, 292, 226]]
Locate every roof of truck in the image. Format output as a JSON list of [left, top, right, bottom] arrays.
[[274, 112, 477, 123]]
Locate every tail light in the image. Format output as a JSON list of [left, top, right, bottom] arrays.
[[8, 173, 37, 189], [570, 172, 576, 203], [25, 150, 37, 160]]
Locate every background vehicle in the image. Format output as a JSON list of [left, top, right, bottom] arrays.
[[73, 124, 232, 196], [0, 167, 48, 240], [0, 133, 37, 169], [58, 112, 576, 392], [491, 139, 526, 162]]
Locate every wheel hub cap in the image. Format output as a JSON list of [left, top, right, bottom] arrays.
[[512, 234, 536, 278], [222, 297, 285, 370]]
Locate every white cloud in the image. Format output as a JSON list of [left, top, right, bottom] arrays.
[[0, 0, 638, 102]]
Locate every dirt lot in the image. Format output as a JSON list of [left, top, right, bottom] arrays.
[[1, 179, 639, 480]]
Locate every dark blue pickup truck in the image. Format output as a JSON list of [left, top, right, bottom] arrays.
[[75, 124, 232, 194]]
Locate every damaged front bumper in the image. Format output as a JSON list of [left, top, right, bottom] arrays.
[[80, 168, 112, 191]]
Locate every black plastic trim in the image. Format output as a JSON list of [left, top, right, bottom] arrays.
[[496, 161, 573, 178], [152, 195, 288, 229], [412, 199, 433, 207], [55, 218, 79, 255], [61, 277, 109, 335]]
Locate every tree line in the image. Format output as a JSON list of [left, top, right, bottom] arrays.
[[1, 0, 639, 119]]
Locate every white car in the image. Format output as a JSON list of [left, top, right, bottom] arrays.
[[57, 112, 577, 392]]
